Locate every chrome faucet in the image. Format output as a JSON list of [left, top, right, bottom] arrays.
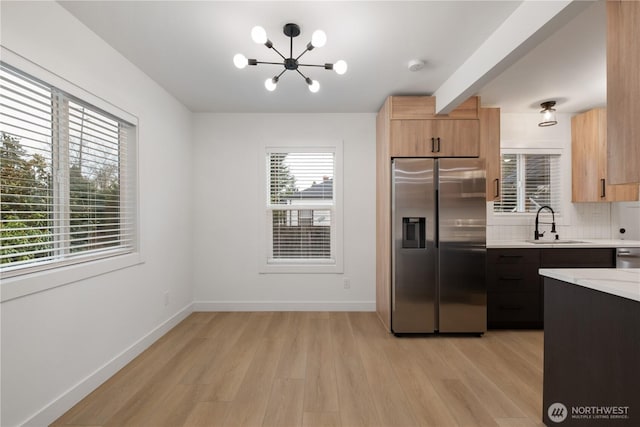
[[534, 205, 556, 240]]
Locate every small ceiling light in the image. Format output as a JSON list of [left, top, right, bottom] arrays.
[[539, 101, 558, 127], [234, 22, 347, 92], [408, 59, 425, 72]]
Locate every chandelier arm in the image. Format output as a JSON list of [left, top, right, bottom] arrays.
[[270, 46, 287, 61], [296, 69, 309, 80], [295, 48, 311, 61], [276, 69, 287, 79], [298, 63, 329, 68], [254, 61, 287, 66]]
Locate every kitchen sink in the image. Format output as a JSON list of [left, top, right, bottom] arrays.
[[525, 240, 585, 244]]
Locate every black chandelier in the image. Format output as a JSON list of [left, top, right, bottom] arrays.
[[233, 23, 347, 93]]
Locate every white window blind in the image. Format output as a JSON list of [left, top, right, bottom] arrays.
[[0, 63, 136, 277], [267, 151, 335, 263], [494, 153, 561, 213]]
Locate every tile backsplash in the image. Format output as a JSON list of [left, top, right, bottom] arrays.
[[487, 202, 613, 242]]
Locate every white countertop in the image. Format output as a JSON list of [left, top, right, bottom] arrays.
[[539, 268, 640, 302], [487, 239, 640, 249]]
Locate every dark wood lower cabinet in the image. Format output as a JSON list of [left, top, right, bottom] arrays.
[[487, 247, 616, 329], [543, 277, 640, 426]]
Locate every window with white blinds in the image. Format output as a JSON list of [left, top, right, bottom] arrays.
[[0, 63, 136, 277], [266, 150, 336, 264], [494, 153, 561, 213]]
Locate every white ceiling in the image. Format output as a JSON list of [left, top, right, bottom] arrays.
[[58, 0, 606, 114]]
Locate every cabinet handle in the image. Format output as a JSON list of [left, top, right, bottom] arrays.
[[436, 137, 441, 152], [499, 276, 523, 281], [600, 178, 606, 198], [499, 255, 522, 259], [431, 137, 435, 153], [494, 178, 500, 198]]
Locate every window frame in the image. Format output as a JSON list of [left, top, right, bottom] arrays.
[[492, 147, 566, 224], [0, 48, 141, 302], [259, 142, 343, 274]]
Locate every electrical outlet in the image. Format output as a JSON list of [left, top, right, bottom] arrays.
[[164, 291, 169, 307], [343, 278, 351, 289]]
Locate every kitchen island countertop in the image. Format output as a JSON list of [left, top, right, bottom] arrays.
[[539, 268, 640, 302]]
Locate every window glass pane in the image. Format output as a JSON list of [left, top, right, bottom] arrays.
[[271, 209, 331, 259], [269, 152, 334, 205], [0, 65, 54, 266], [494, 153, 560, 214], [68, 101, 121, 253], [524, 154, 551, 212], [494, 154, 517, 212]]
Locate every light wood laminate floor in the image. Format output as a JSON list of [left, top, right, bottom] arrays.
[[52, 312, 544, 427]]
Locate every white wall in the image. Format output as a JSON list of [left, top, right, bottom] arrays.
[[0, 2, 194, 426], [611, 202, 640, 240], [488, 112, 613, 241], [191, 113, 376, 310]]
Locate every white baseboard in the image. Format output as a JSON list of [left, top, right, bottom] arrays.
[[192, 300, 376, 312], [21, 303, 194, 427]]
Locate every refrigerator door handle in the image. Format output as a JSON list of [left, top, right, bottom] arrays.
[[435, 189, 439, 248]]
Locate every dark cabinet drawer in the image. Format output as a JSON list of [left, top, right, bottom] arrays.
[[488, 263, 540, 292], [487, 248, 540, 265], [488, 291, 541, 326], [541, 248, 615, 268]]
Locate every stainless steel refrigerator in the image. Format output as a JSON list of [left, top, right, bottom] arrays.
[[392, 158, 486, 334]]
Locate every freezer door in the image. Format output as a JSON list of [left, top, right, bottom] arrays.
[[438, 158, 487, 333], [392, 159, 436, 333]]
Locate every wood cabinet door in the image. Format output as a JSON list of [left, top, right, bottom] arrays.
[[434, 119, 480, 157], [571, 109, 639, 202], [479, 108, 501, 201], [389, 120, 437, 157], [571, 109, 603, 202], [390, 119, 480, 158], [607, 0, 640, 185]]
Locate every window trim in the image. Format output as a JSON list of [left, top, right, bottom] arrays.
[[491, 147, 568, 226], [259, 141, 343, 274], [0, 48, 141, 300]]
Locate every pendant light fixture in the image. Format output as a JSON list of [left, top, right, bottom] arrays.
[[233, 23, 347, 93], [538, 101, 558, 127]]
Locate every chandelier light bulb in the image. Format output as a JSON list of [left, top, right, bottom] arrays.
[[311, 30, 327, 48], [308, 79, 320, 93], [233, 53, 248, 69], [265, 77, 278, 91], [333, 60, 348, 75], [251, 26, 268, 44]]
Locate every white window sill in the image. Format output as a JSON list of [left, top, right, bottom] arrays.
[[0, 253, 144, 302], [260, 261, 343, 274]]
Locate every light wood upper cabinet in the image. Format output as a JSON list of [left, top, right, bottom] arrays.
[[390, 119, 479, 157], [607, 0, 640, 184], [479, 108, 501, 201], [571, 108, 639, 202], [389, 96, 479, 120]]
